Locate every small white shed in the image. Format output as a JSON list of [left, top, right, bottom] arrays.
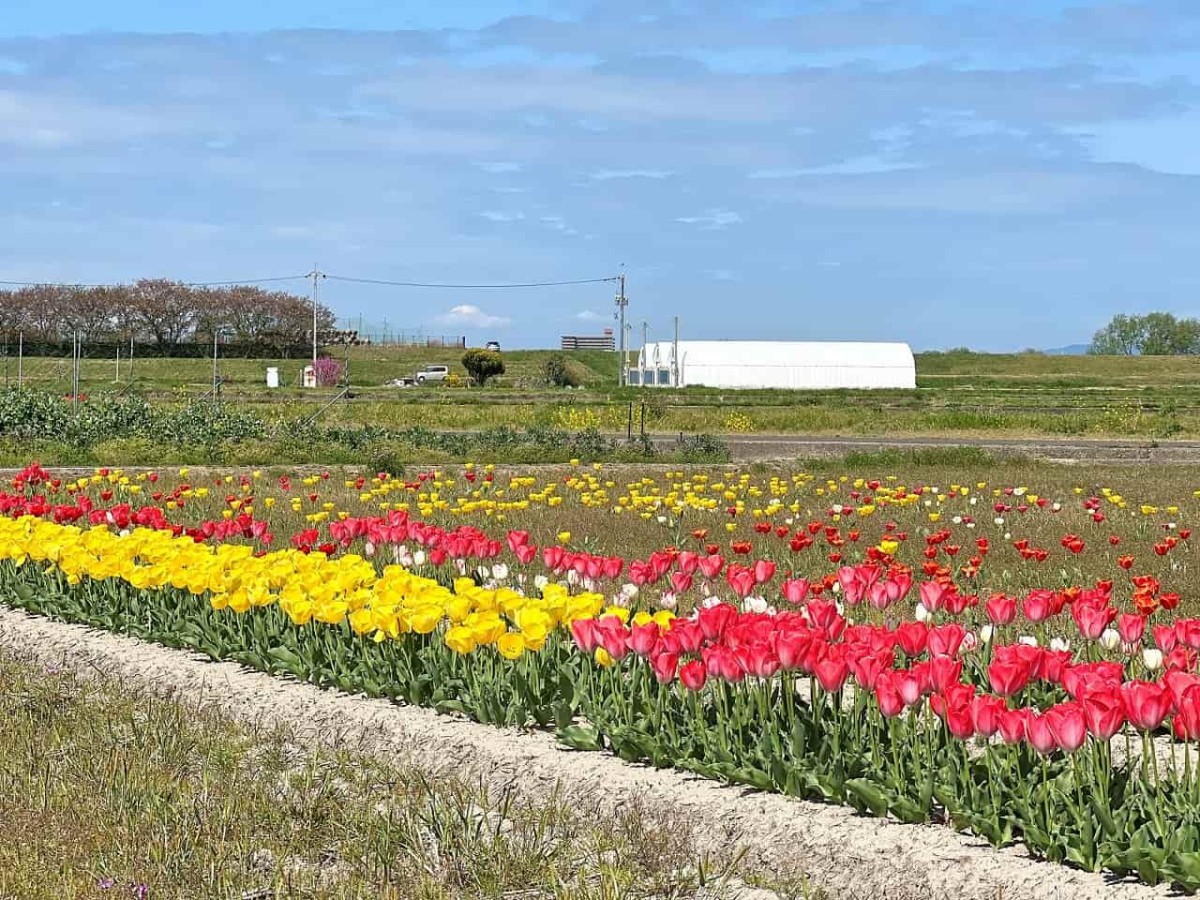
[[634, 341, 916, 390]]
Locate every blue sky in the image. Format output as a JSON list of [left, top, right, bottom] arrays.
[[3, 1, 1200, 351]]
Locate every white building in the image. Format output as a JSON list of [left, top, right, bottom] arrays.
[[632, 340, 916, 390]]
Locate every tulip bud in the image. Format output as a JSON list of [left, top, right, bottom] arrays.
[[534, 574, 549, 591], [1143, 648, 1165, 671], [621, 583, 639, 600], [1018, 635, 1039, 647], [1050, 637, 1070, 653], [914, 603, 931, 623], [701, 595, 723, 609], [364, 541, 376, 557], [412, 550, 427, 567], [1003, 532, 1012, 540], [492, 563, 509, 581], [952, 516, 963, 525], [994, 517, 1005, 526], [979, 624, 994, 644], [961, 631, 979, 653], [1099, 629, 1120, 651], [659, 591, 678, 611]]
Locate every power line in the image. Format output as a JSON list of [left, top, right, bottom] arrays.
[[0, 275, 309, 288], [324, 274, 620, 289], [0, 272, 619, 290]]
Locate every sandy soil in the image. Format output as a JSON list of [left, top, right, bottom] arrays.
[[0, 605, 1177, 900]]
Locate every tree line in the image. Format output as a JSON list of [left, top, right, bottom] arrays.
[[1089, 313, 1200, 356], [0, 280, 336, 354]]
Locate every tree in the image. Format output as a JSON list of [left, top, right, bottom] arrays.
[[1089, 312, 1200, 356], [461, 348, 505, 386]]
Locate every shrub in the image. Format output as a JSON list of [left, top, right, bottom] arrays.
[[544, 354, 582, 388], [461, 349, 505, 387], [313, 357, 343, 387]]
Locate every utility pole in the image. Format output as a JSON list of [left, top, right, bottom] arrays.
[[673, 315, 680, 388], [306, 266, 326, 366], [614, 268, 627, 386], [212, 329, 220, 399]]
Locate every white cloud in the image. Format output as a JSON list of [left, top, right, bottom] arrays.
[[675, 209, 743, 229], [576, 309, 607, 321], [478, 210, 525, 222], [436, 304, 510, 328], [591, 168, 673, 180]]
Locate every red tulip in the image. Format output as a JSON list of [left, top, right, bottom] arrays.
[[929, 683, 976, 739], [698, 603, 736, 641], [1117, 613, 1146, 646], [998, 708, 1029, 745], [1122, 680, 1173, 732], [895, 621, 928, 657], [813, 647, 850, 693], [971, 695, 1006, 737], [928, 655, 963, 692], [988, 646, 1035, 697], [985, 594, 1017, 625], [698, 554, 724, 579], [679, 659, 707, 691], [1026, 713, 1058, 754], [1173, 685, 1200, 741], [629, 622, 660, 657], [650, 651, 679, 684], [1072, 601, 1116, 641], [782, 578, 809, 604], [927, 623, 966, 658], [1046, 702, 1087, 752], [753, 559, 776, 585], [1078, 684, 1125, 741], [570, 618, 599, 653]]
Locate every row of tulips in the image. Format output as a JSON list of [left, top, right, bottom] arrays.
[[565, 598, 1200, 888], [4, 515, 1200, 889]]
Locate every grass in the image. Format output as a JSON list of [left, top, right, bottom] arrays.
[[0, 648, 787, 900]]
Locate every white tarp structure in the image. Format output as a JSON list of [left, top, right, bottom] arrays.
[[634, 340, 916, 390]]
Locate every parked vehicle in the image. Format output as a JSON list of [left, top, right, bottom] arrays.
[[485, 341, 501, 351], [415, 364, 450, 384]]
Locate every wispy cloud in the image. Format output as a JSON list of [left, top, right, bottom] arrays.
[[676, 209, 743, 229], [476, 161, 521, 173], [576, 309, 607, 321], [436, 304, 510, 328], [478, 210, 525, 222], [591, 169, 673, 180]]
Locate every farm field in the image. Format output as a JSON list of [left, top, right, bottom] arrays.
[[4, 458, 1200, 893], [10, 346, 1200, 441]]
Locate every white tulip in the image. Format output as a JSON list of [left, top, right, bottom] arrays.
[[412, 550, 427, 567], [364, 541, 376, 557], [621, 583, 639, 600], [743, 596, 768, 614], [1018, 635, 1039, 647], [914, 603, 931, 623], [1050, 637, 1070, 653], [1099, 629, 1120, 651], [701, 595, 723, 609], [952, 516, 963, 525], [979, 624, 995, 644], [492, 563, 509, 581], [1143, 648, 1165, 671], [994, 517, 1005, 526], [659, 592, 678, 611], [533, 574, 549, 591]]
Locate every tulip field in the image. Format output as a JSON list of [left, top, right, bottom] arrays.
[[8, 459, 1200, 891]]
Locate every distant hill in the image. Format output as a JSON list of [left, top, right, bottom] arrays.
[[1043, 343, 1090, 356]]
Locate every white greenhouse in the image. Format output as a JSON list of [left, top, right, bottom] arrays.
[[629, 341, 916, 390]]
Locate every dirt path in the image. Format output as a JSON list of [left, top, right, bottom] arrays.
[[0, 605, 1175, 900]]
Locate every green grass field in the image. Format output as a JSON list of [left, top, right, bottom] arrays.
[[9, 344, 1200, 439]]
